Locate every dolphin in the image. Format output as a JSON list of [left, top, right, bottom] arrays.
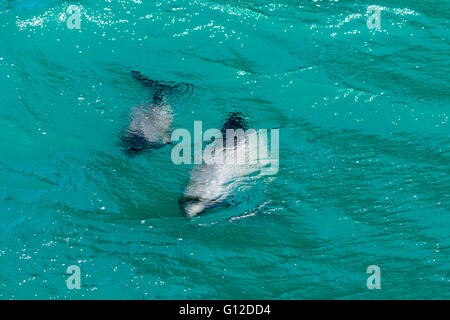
[[121, 71, 191, 155], [179, 112, 268, 217]]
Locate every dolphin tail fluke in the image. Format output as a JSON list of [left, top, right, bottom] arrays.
[[131, 70, 160, 88], [131, 70, 192, 104]]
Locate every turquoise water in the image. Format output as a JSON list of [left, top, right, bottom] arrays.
[[0, 0, 449, 299]]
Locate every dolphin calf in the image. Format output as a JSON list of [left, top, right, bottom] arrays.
[[180, 112, 269, 217], [121, 71, 191, 155]]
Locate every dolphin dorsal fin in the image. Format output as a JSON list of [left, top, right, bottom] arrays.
[[221, 112, 248, 137]]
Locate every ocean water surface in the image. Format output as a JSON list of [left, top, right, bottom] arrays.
[[0, 0, 449, 299]]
